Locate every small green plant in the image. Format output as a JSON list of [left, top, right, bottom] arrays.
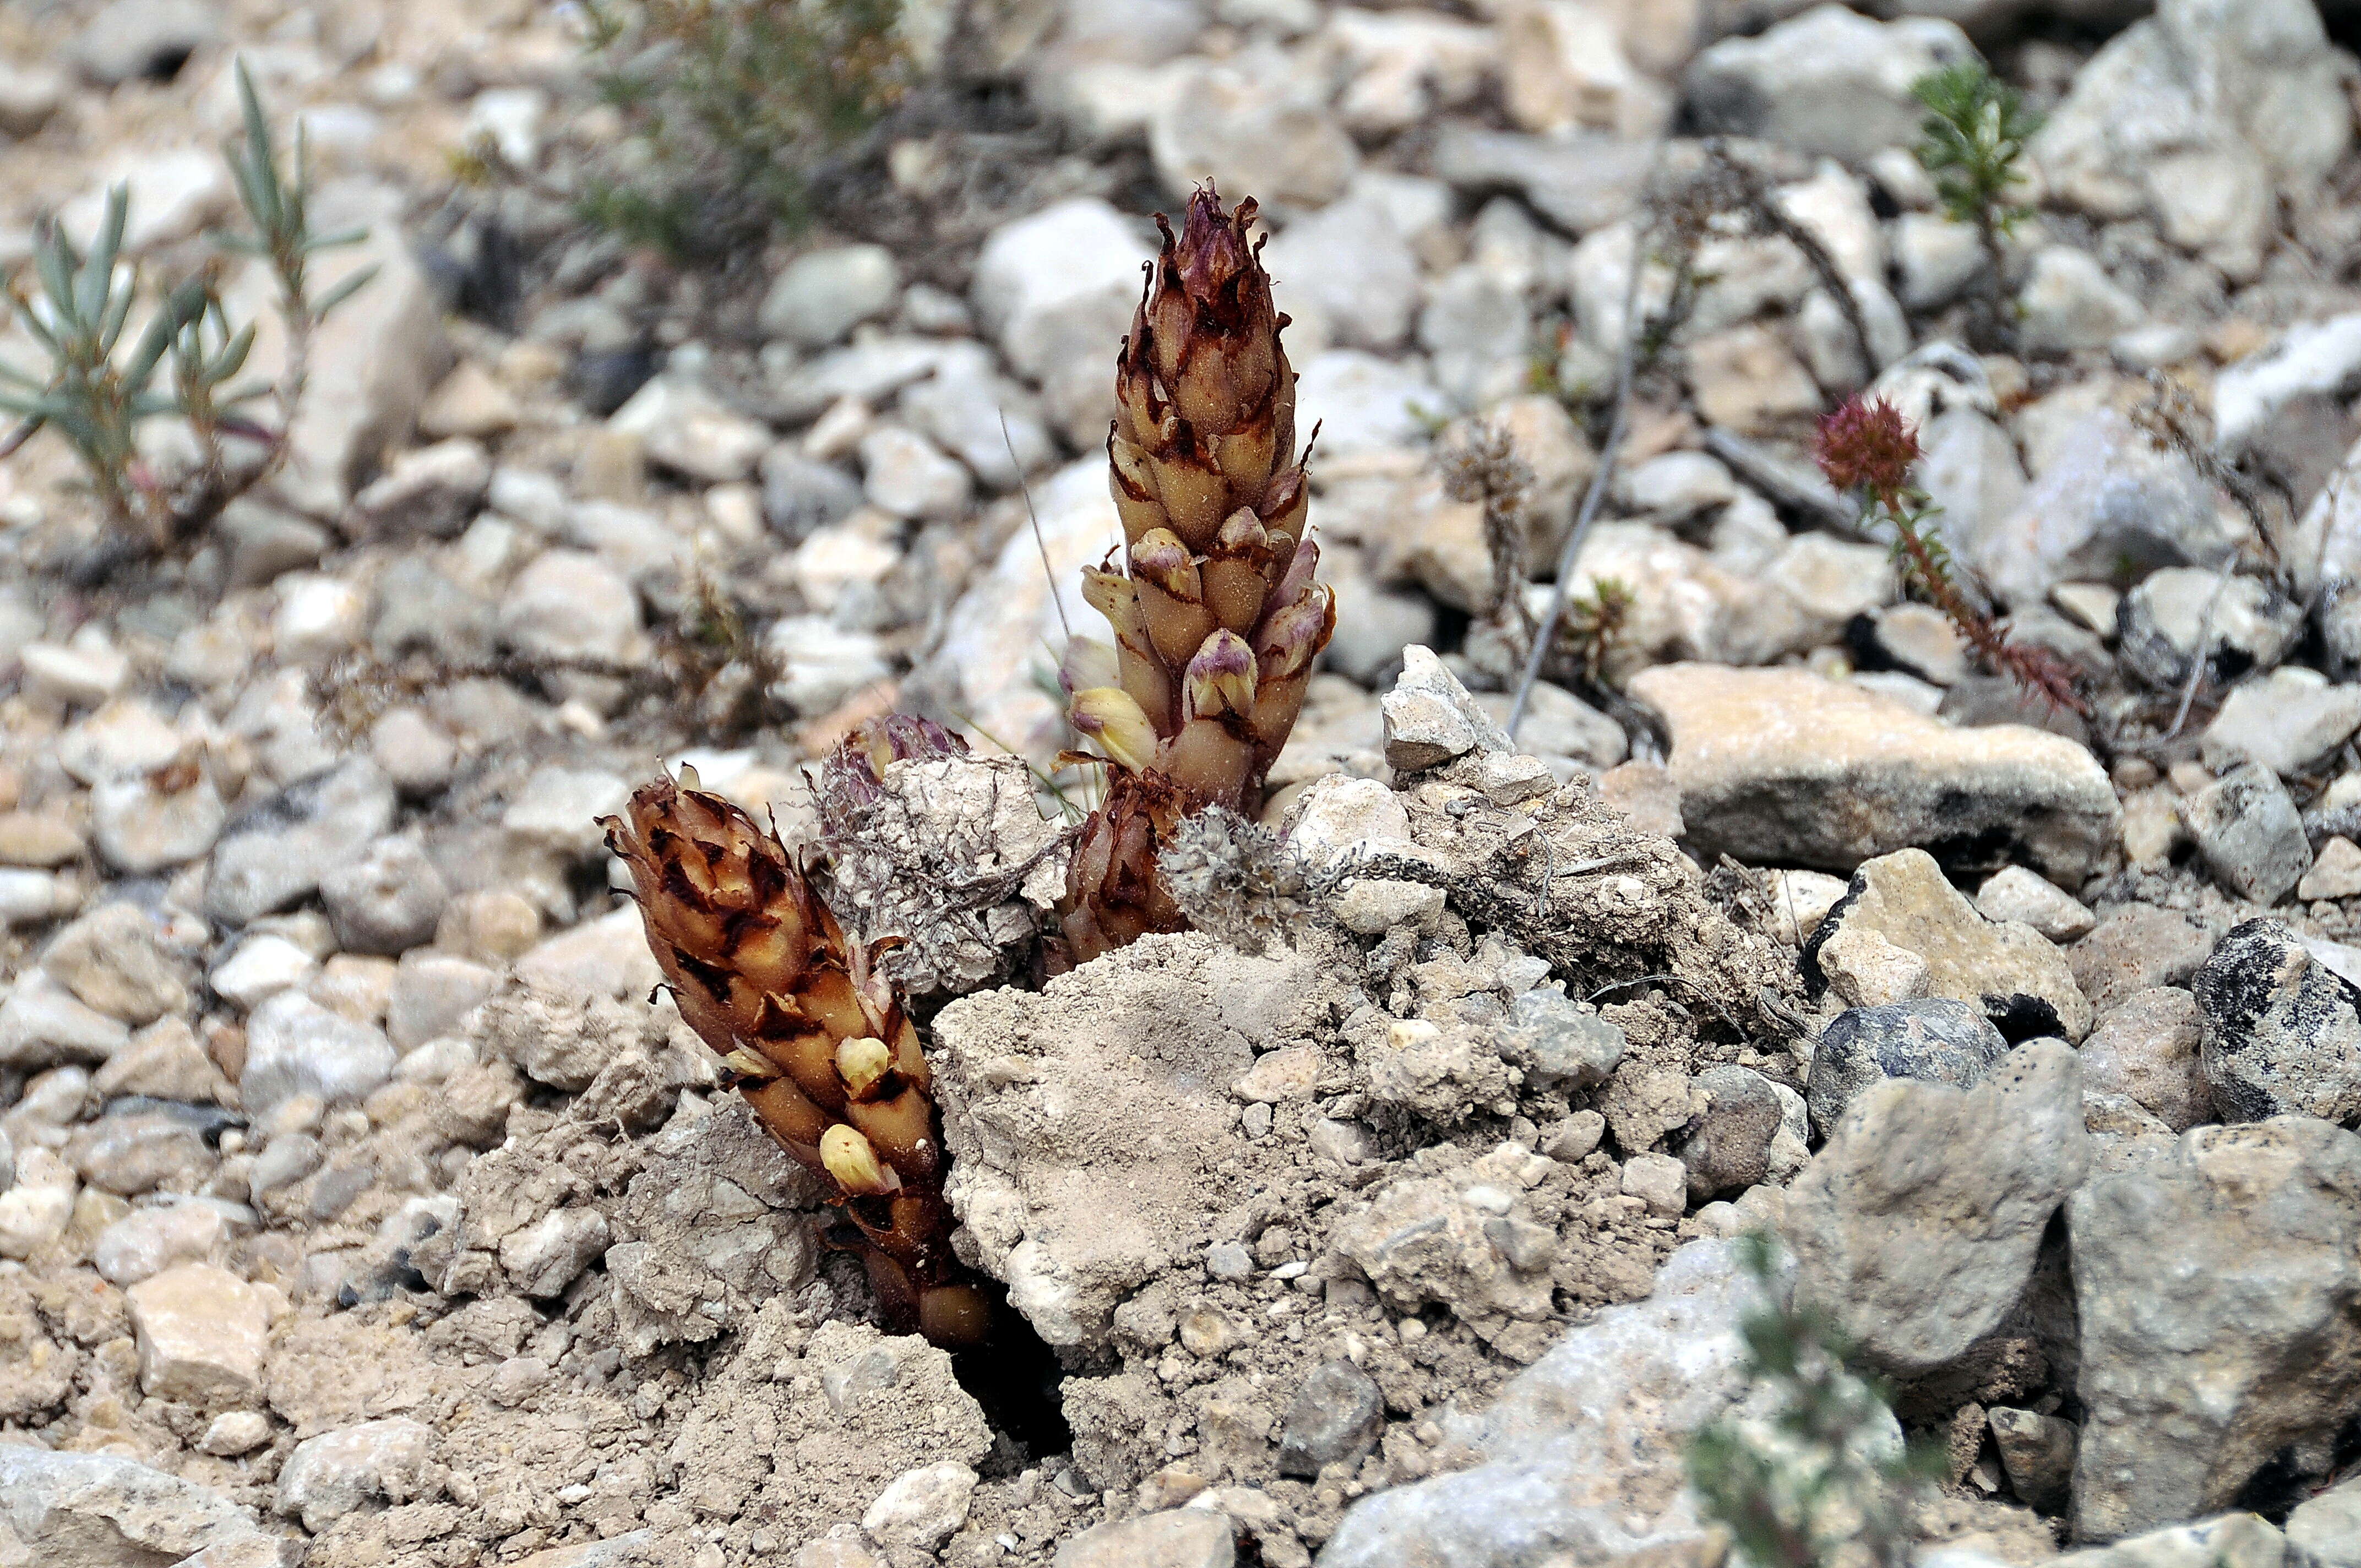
[[1687, 1232, 1943, 1568], [0, 61, 372, 555], [1911, 62, 2040, 347], [573, 0, 910, 259]]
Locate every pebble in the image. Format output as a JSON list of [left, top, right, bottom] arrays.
[[2080, 987, 2210, 1133], [1973, 865, 2096, 943], [322, 836, 451, 955], [0, 1148, 77, 1257], [418, 361, 520, 440], [759, 448, 866, 541], [1678, 1066, 1788, 1200], [93, 1017, 228, 1103], [2199, 669, 2361, 778], [1382, 646, 1510, 771], [1054, 1509, 1236, 1568], [1490, 989, 1624, 1090], [204, 758, 399, 927], [351, 438, 493, 539], [2118, 569, 2304, 693], [1808, 998, 2009, 1139], [1618, 1152, 1688, 1217], [199, 1409, 276, 1458], [20, 639, 130, 709], [1987, 1407, 2077, 1516], [0, 811, 85, 867], [127, 1261, 269, 1406], [1275, 1359, 1385, 1478], [860, 1461, 977, 1551], [93, 1200, 231, 1286], [499, 549, 648, 667], [91, 766, 227, 875], [0, 975, 133, 1070], [276, 1417, 440, 1532], [2016, 248, 2145, 353], [2300, 837, 2361, 901], [2195, 919, 2361, 1125], [761, 244, 900, 348], [241, 992, 398, 1118], [387, 951, 501, 1052], [371, 707, 461, 796], [857, 424, 972, 521], [1261, 190, 1422, 352], [608, 377, 770, 484], [0, 868, 76, 928], [2183, 763, 2312, 905], [1684, 6, 1976, 164], [2069, 906, 2216, 1012]]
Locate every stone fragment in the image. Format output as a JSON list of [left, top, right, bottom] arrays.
[[321, 835, 450, 955], [204, 757, 398, 927], [2016, 248, 2144, 354], [40, 903, 187, 1025], [240, 991, 397, 1118], [2183, 764, 2311, 905], [1807, 998, 2008, 1139], [2195, 919, 2361, 1126], [2070, 906, 2216, 1013], [351, 437, 491, 538], [1788, 1042, 2087, 1378], [1632, 664, 2117, 880], [1684, 5, 1976, 164], [94, 1200, 230, 1286], [2069, 1117, 2361, 1538], [276, 1417, 439, 1533], [1973, 866, 2095, 944], [1490, 989, 1624, 1091], [1276, 1359, 1385, 1478], [763, 244, 899, 347], [2081, 988, 2210, 1133], [1054, 1510, 1236, 1568], [608, 376, 770, 483], [1987, 1407, 2075, 1516], [499, 1207, 611, 1299], [1679, 1066, 1786, 1200], [0, 1446, 274, 1564], [2300, 837, 2361, 902], [1383, 646, 1510, 772], [2200, 671, 2361, 778], [126, 1262, 268, 1407], [1323, 1239, 1775, 1566], [2118, 569, 2303, 693], [1619, 1152, 1688, 1217], [1149, 49, 1358, 209], [1807, 850, 2092, 1041], [2290, 1474, 2361, 1568], [860, 1461, 975, 1550]]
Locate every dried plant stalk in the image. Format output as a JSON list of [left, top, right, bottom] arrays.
[[1062, 184, 1337, 962], [602, 769, 992, 1347]]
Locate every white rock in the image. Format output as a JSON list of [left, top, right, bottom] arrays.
[[608, 377, 771, 483], [240, 991, 396, 1117], [91, 770, 227, 875], [2017, 247, 2144, 355], [1261, 192, 1423, 353], [1685, 5, 1977, 164], [199, 1410, 276, 1457], [1499, 0, 1670, 140], [1974, 865, 2096, 943], [0, 1148, 77, 1259], [0, 974, 132, 1069], [276, 1418, 439, 1533], [60, 145, 232, 253], [857, 425, 971, 520], [762, 244, 900, 347], [1285, 776, 1417, 872], [1293, 351, 1441, 461], [763, 618, 890, 715], [2213, 314, 2361, 452], [1148, 45, 1358, 209], [971, 198, 1146, 387], [211, 934, 319, 1010], [271, 573, 369, 663], [861, 1461, 977, 1550], [1619, 1152, 1688, 1216], [127, 1262, 269, 1406], [498, 549, 646, 667], [94, 1201, 231, 1286], [19, 639, 129, 709], [464, 86, 547, 168]]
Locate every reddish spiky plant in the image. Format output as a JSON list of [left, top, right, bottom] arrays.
[[1060, 184, 1336, 963], [602, 760, 992, 1347], [1815, 394, 2086, 715]]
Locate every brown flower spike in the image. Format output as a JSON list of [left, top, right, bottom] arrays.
[[1062, 184, 1336, 962], [602, 769, 992, 1347]]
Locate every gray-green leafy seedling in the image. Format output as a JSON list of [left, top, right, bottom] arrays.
[[0, 60, 372, 558], [1911, 61, 2040, 349]]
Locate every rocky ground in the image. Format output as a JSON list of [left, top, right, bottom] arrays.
[[8, 0, 2361, 1564]]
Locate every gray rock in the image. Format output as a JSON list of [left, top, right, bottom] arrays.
[[2081, 988, 2211, 1133], [387, 951, 501, 1053], [1383, 646, 1510, 771], [2070, 906, 2217, 1013], [971, 198, 1146, 448], [1261, 192, 1422, 353], [1276, 1358, 1385, 1478], [2033, 0, 2349, 284], [2196, 919, 2361, 1127], [1971, 865, 2093, 943], [0, 1445, 273, 1563], [1631, 664, 2118, 881], [760, 244, 899, 347], [2118, 570, 2303, 692], [1420, 265, 1532, 411], [2047, 1515, 2291, 1568], [1475, 683, 1628, 776], [2289, 1474, 2361, 1568], [1490, 988, 1624, 1090], [1986, 1407, 2075, 1516], [2200, 670, 2361, 777], [69, 0, 222, 85], [1684, 5, 1976, 164], [1967, 411, 2235, 612], [241, 991, 397, 1118], [608, 375, 769, 484], [2217, 314, 2361, 454], [1325, 572, 1439, 688], [499, 1206, 611, 1299], [1679, 1065, 1786, 1200], [321, 836, 451, 956], [1807, 999, 2009, 1140], [2016, 248, 2144, 355], [371, 557, 494, 664], [498, 548, 645, 667], [67, 1104, 219, 1196], [1430, 126, 1656, 238], [895, 342, 1053, 491], [1787, 1041, 2087, 1377], [1321, 1239, 1769, 1567], [91, 769, 226, 875], [40, 902, 187, 1026], [2184, 764, 2312, 906], [2069, 1116, 2361, 1538], [203, 757, 397, 927], [351, 437, 491, 539], [759, 448, 864, 541], [0, 977, 131, 1069], [276, 1417, 439, 1533], [1054, 1510, 1234, 1568]]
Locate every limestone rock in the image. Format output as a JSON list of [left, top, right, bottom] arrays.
[[1632, 665, 2117, 880], [1805, 850, 2092, 1042], [2196, 920, 2361, 1127], [126, 1262, 268, 1407], [2069, 1117, 2361, 1538], [1787, 1041, 2087, 1377]]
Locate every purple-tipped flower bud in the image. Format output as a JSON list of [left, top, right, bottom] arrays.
[[1183, 629, 1258, 721]]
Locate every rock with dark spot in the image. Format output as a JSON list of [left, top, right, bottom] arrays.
[[1679, 1065, 1785, 1199], [2195, 919, 2361, 1126], [2184, 763, 2313, 906], [1807, 998, 2009, 1139], [1276, 1358, 1385, 1478]]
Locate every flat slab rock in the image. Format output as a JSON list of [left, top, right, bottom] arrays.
[[1629, 663, 2118, 880], [0, 1444, 278, 1565]]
